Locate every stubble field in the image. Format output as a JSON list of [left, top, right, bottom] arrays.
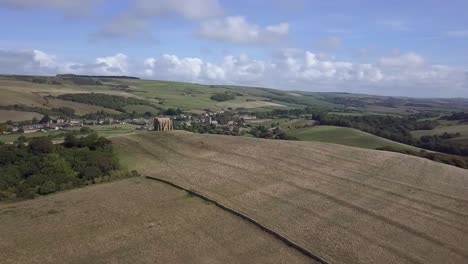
[[114, 131, 468, 264]]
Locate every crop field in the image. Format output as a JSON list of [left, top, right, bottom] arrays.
[[0, 177, 312, 264], [0, 110, 43, 122], [114, 132, 468, 264], [287, 125, 420, 151]]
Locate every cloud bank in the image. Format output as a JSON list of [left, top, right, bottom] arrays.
[[1, 48, 466, 98]]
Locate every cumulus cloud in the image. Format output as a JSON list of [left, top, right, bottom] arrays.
[[0, 49, 59, 74], [378, 52, 425, 68], [1, 48, 467, 97], [0, 0, 101, 16], [197, 16, 289, 44]]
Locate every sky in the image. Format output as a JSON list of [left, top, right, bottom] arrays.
[[0, 0, 467, 97]]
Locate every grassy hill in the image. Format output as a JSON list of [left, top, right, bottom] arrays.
[[0, 177, 311, 264], [2, 74, 468, 119], [113, 131, 468, 264], [287, 125, 421, 151]]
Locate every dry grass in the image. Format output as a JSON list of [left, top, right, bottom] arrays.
[[0, 178, 313, 264], [114, 131, 468, 264], [0, 110, 43, 122]]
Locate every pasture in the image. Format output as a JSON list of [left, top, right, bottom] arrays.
[[0, 178, 312, 264], [113, 131, 468, 264], [286, 125, 420, 151], [0, 110, 43, 122]]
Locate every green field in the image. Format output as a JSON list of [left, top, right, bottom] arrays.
[[0, 124, 139, 143], [412, 123, 468, 138], [287, 125, 420, 151]]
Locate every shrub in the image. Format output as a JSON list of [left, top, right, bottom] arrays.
[[39, 181, 57, 195], [210, 93, 235, 102]]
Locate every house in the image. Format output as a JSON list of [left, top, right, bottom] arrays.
[[239, 114, 257, 120]]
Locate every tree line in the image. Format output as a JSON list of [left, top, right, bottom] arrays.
[[0, 133, 137, 201]]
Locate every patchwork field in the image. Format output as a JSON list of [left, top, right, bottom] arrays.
[[0, 178, 312, 264], [0, 110, 43, 122], [287, 125, 420, 151], [114, 132, 468, 264]]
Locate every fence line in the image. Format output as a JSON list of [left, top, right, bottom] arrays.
[[145, 175, 332, 264]]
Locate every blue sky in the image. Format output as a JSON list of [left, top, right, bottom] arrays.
[[0, 0, 467, 97]]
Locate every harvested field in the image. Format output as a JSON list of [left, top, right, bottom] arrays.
[[0, 178, 313, 264], [114, 131, 468, 264], [0, 110, 42, 122]]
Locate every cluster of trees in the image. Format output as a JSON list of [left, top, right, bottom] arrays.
[[163, 108, 183, 116], [0, 133, 135, 201], [175, 122, 241, 136], [417, 133, 468, 156], [249, 125, 287, 140], [57, 93, 155, 112], [441, 112, 468, 121], [210, 92, 235, 102]]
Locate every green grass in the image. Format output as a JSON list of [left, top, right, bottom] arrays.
[[0, 124, 139, 143], [411, 123, 468, 138], [287, 125, 420, 151]]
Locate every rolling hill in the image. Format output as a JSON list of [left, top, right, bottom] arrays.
[[286, 125, 421, 151], [113, 131, 468, 264], [0, 177, 312, 263]]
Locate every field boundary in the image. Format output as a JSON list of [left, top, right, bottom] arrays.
[[145, 175, 332, 264]]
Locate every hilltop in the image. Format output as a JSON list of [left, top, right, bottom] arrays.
[[110, 131, 467, 264]]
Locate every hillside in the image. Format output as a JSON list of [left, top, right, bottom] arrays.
[[287, 125, 421, 151], [0, 177, 312, 264], [113, 132, 468, 264], [2, 74, 468, 121]]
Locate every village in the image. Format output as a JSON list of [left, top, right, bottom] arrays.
[[0, 110, 268, 143]]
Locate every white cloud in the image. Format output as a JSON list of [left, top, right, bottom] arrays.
[[266, 23, 289, 35], [1, 48, 467, 97], [378, 52, 425, 67], [446, 30, 468, 37], [0, 0, 101, 16], [197, 16, 289, 44]]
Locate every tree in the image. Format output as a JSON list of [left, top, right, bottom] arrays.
[[64, 133, 79, 148], [38, 181, 57, 195], [28, 137, 54, 154], [79, 127, 93, 134], [39, 114, 51, 124]]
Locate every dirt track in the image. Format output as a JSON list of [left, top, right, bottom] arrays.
[[114, 131, 468, 264]]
